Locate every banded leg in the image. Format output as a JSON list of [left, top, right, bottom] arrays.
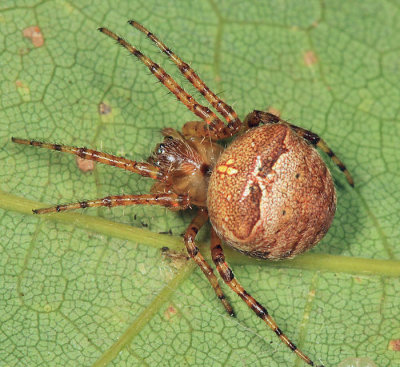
[[11, 138, 160, 180], [242, 110, 354, 187], [129, 20, 241, 138], [210, 229, 324, 367], [33, 193, 190, 214], [183, 208, 234, 316], [182, 119, 244, 139], [98, 27, 230, 140]]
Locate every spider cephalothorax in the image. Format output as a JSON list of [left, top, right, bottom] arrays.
[[148, 128, 223, 207], [12, 20, 354, 367]]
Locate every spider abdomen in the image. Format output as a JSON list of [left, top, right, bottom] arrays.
[[207, 123, 336, 259]]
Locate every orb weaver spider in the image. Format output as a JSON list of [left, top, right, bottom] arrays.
[[12, 20, 354, 366]]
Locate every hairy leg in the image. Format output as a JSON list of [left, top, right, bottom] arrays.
[[33, 193, 190, 214], [11, 138, 160, 180], [98, 27, 234, 140], [183, 208, 234, 316], [210, 228, 324, 367], [129, 20, 241, 138]]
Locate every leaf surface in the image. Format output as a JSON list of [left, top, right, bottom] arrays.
[[1, 1, 400, 366]]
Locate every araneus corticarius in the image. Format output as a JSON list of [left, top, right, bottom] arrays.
[[12, 20, 354, 367]]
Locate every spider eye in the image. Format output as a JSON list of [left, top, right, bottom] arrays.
[[157, 143, 165, 154]]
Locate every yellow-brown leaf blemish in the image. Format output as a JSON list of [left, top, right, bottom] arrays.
[[99, 102, 112, 115], [164, 305, 178, 320], [23, 26, 44, 47], [15, 80, 31, 101], [76, 156, 96, 172], [303, 50, 318, 66], [388, 339, 400, 351]]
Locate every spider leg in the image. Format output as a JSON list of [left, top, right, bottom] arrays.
[[11, 138, 160, 180], [183, 208, 234, 316], [241, 110, 354, 187], [181, 120, 242, 140], [33, 193, 190, 214], [98, 27, 231, 140], [243, 110, 280, 131], [181, 121, 207, 138], [210, 229, 324, 367], [129, 20, 241, 138]]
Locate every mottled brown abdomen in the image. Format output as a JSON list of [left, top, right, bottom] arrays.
[[207, 123, 336, 259]]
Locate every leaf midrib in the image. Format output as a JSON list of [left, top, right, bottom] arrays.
[[2, 189, 399, 277]]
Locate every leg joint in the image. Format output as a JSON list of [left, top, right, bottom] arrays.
[[186, 245, 199, 258], [222, 268, 234, 282]]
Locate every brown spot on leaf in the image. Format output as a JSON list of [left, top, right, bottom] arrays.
[[164, 305, 178, 320], [76, 156, 96, 172], [23, 26, 44, 48], [15, 80, 30, 100], [99, 102, 112, 115], [389, 339, 400, 351], [304, 51, 318, 66]]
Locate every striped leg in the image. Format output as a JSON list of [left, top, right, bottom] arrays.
[[33, 193, 190, 214], [11, 138, 160, 180], [183, 208, 234, 316], [129, 20, 241, 138], [210, 229, 324, 367], [98, 27, 231, 140], [241, 110, 354, 187]]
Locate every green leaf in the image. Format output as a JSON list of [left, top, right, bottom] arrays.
[[1, 1, 400, 366]]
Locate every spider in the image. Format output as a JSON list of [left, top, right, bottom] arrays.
[[12, 20, 354, 367]]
